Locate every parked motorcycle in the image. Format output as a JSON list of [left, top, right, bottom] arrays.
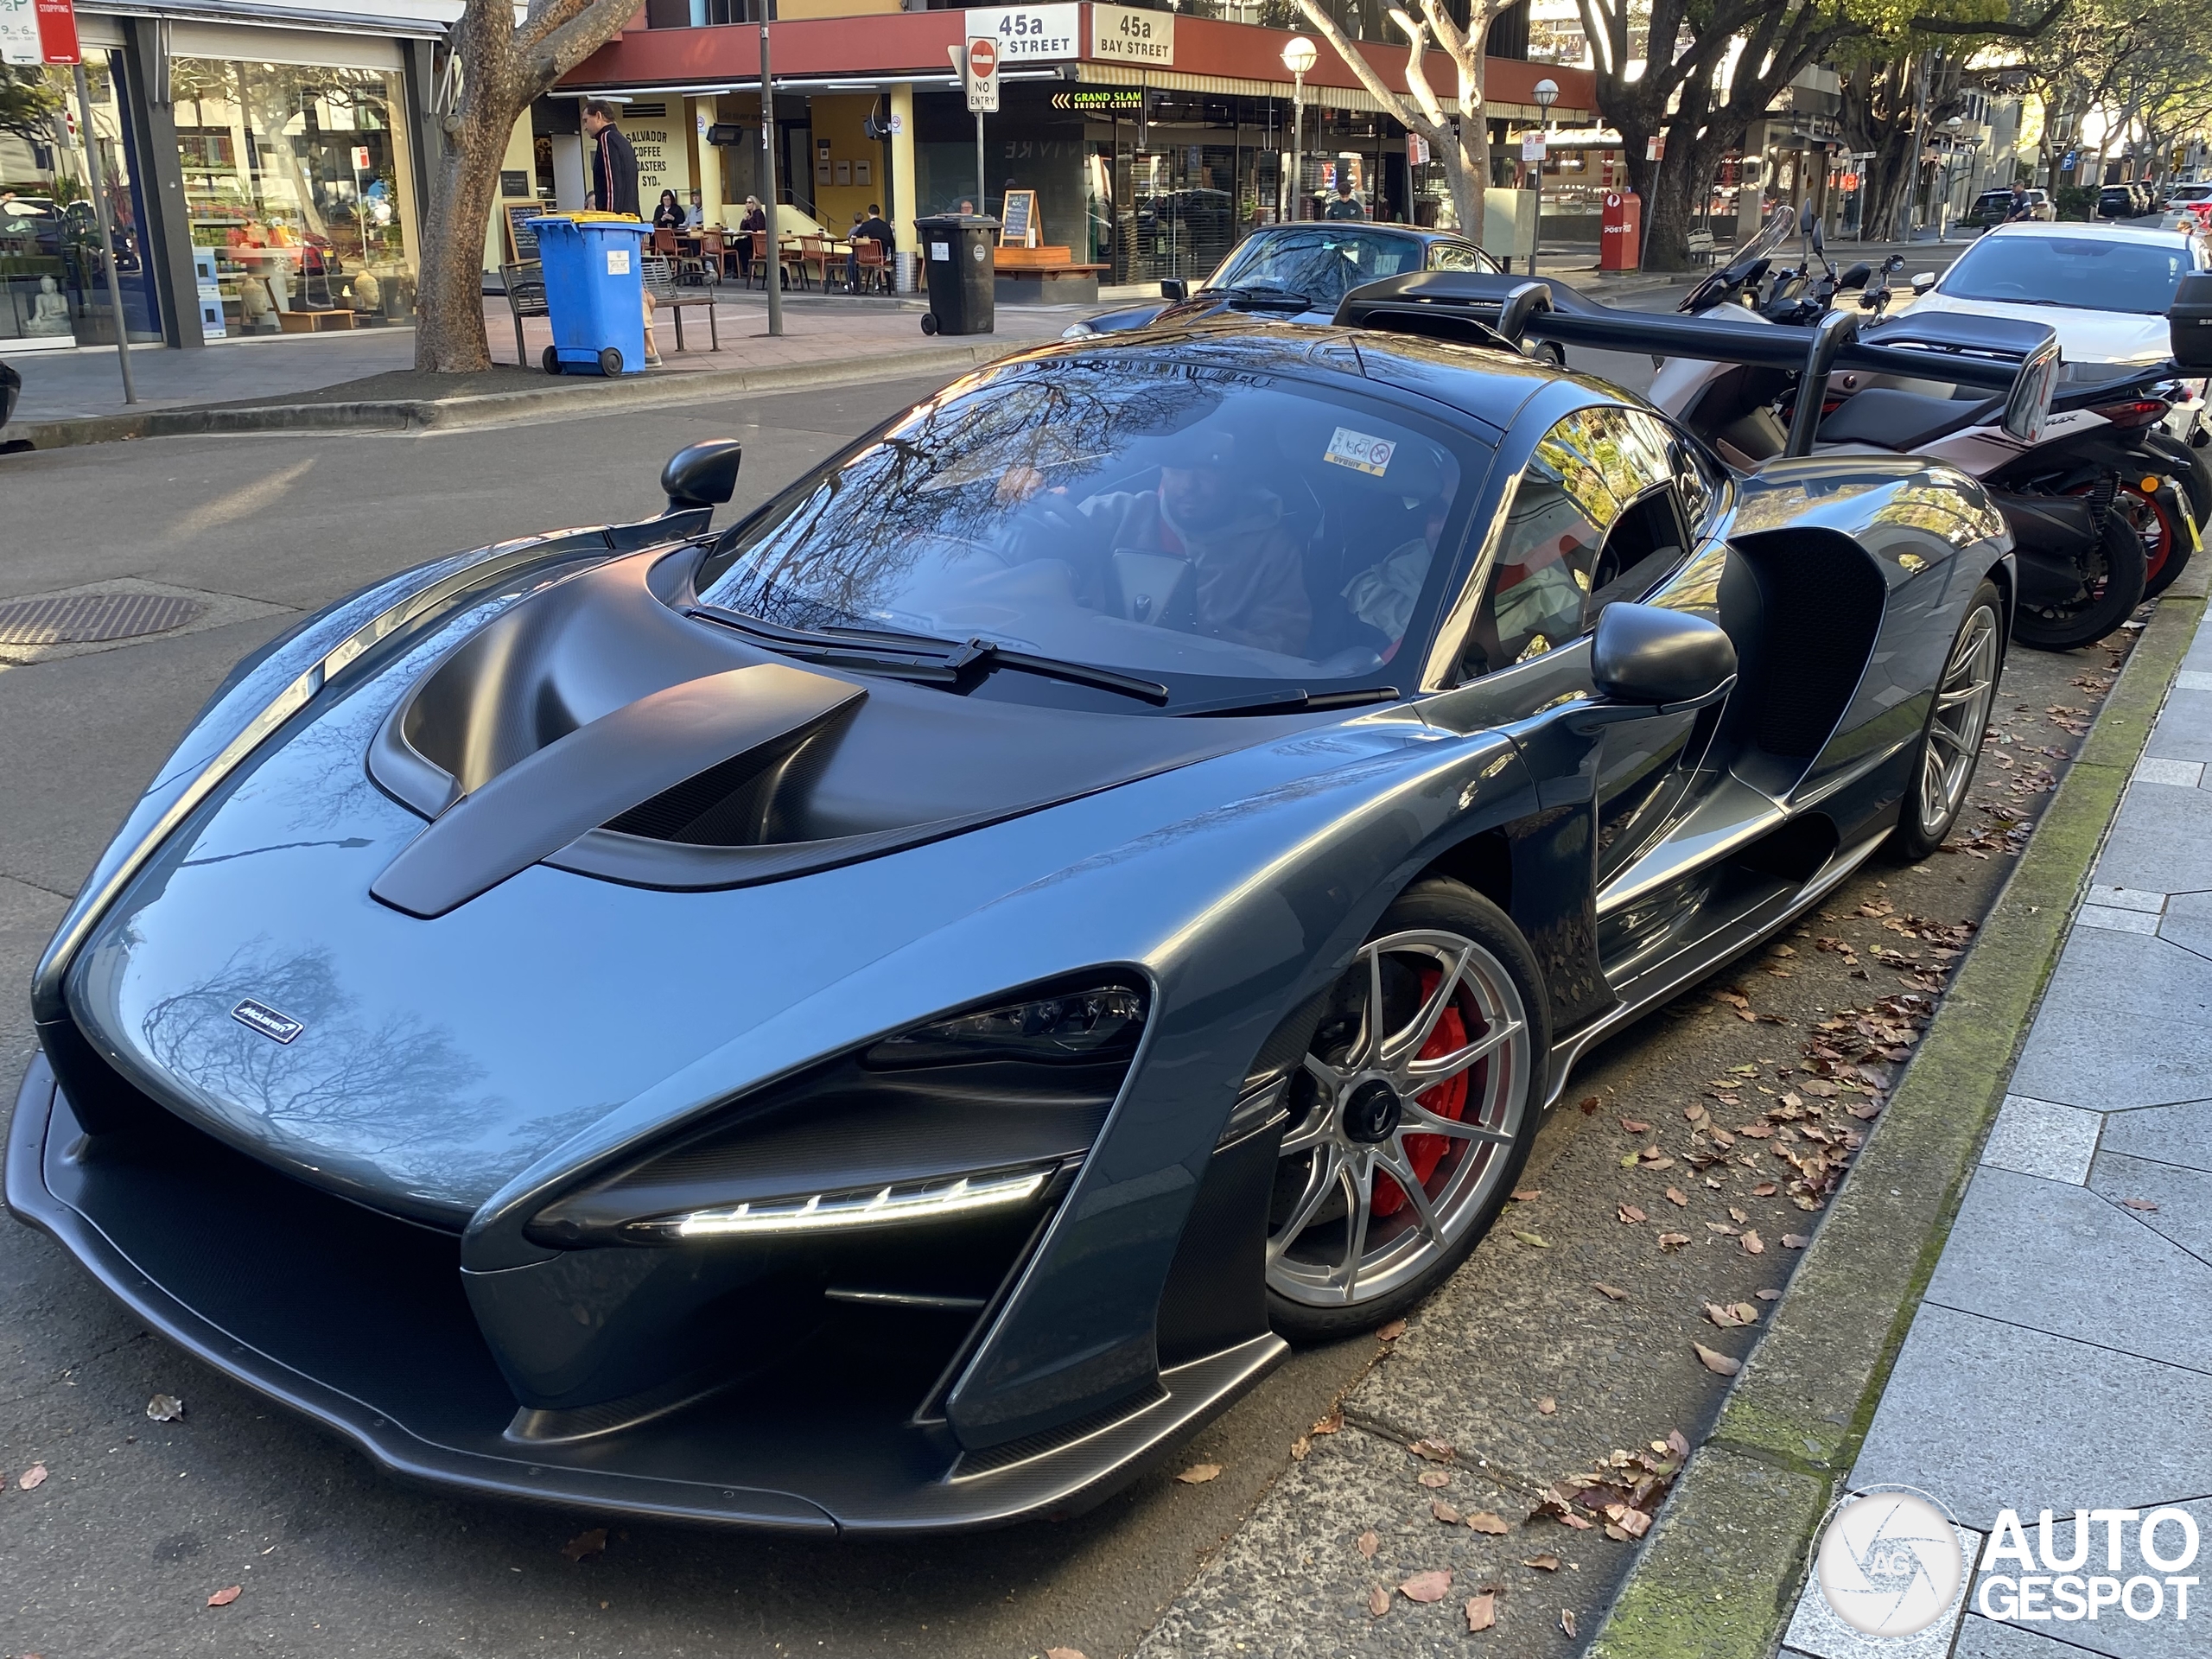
[[1650, 207, 2158, 650]]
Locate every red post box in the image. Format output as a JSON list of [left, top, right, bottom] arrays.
[[1600, 189, 1643, 272]]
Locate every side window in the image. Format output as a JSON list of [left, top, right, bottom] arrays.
[[1427, 242, 1487, 272], [1459, 406, 1677, 678], [1669, 434, 1726, 531]]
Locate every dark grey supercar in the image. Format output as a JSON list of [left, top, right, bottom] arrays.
[[10, 315, 2013, 1534]]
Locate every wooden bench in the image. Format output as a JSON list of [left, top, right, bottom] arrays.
[[276, 308, 354, 334], [992, 245, 1107, 305], [1686, 231, 1719, 266], [643, 255, 720, 353], [499, 260, 548, 365]]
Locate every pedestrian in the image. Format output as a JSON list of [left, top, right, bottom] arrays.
[[848, 203, 894, 291], [737, 196, 765, 282], [582, 100, 639, 217], [653, 189, 684, 231], [580, 101, 657, 365], [2005, 181, 2033, 222], [1325, 178, 1364, 220]]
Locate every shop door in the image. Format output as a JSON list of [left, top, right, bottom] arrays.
[[1124, 140, 1237, 283]]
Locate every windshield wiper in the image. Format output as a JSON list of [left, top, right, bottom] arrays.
[[690, 605, 1171, 705], [1200, 283, 1316, 309], [1171, 684, 1401, 718]]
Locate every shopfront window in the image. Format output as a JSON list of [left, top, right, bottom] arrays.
[[0, 52, 162, 350], [171, 56, 419, 334]]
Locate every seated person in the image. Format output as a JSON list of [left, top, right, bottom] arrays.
[[1338, 448, 1454, 658], [1003, 427, 1312, 657], [1459, 472, 1599, 677], [848, 205, 895, 288]]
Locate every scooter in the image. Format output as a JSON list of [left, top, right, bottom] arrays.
[[1648, 207, 2160, 650]]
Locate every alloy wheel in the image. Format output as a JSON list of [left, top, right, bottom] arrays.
[[1916, 604, 1999, 838], [1267, 930, 1533, 1307]]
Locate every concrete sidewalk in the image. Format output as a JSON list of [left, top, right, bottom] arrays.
[[1773, 594, 2212, 1659], [5, 291, 1077, 428]]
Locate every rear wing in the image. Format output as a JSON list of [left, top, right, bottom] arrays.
[[1335, 273, 2063, 455]]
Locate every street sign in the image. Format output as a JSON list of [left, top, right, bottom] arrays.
[[965, 5, 1078, 62], [1521, 135, 1547, 163], [1, 0, 76, 65], [1090, 3, 1172, 66], [964, 35, 999, 113], [1407, 132, 1428, 167]]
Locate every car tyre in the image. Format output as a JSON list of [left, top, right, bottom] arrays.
[[1891, 579, 2002, 861], [1265, 879, 1549, 1343]]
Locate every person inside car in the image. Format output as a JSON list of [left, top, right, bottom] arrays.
[[1000, 427, 1312, 656]]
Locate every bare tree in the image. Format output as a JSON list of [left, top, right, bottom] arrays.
[[1290, 0, 1519, 242], [414, 0, 642, 373]]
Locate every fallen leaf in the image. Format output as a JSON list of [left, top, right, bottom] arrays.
[[146, 1395, 185, 1423], [1537, 1396, 1556, 1416], [1664, 1187, 1688, 1207], [1643, 1156, 1677, 1172], [1513, 1230, 1551, 1249], [1617, 1204, 1647, 1224], [1755, 1287, 1781, 1300], [1728, 1205, 1751, 1224], [1594, 1281, 1630, 1301], [1175, 1463, 1221, 1484], [1311, 1408, 1344, 1436], [1693, 1343, 1743, 1376], [1468, 1510, 1512, 1535], [1704, 1302, 1746, 1328], [1656, 1232, 1691, 1252], [1523, 1553, 1562, 1572], [1561, 1608, 1579, 1637], [1706, 1221, 1739, 1236], [1511, 1188, 1542, 1203], [1737, 1123, 1775, 1139], [1419, 1469, 1452, 1489], [1290, 1436, 1311, 1461], [1578, 1095, 1600, 1115], [1401, 1570, 1452, 1603], [1617, 1507, 1652, 1538], [1752, 1182, 1778, 1197], [561, 1528, 608, 1563], [1411, 1438, 1456, 1462], [1466, 1592, 1498, 1632], [1046, 1649, 1089, 1659], [1619, 1117, 1650, 1134], [18, 1463, 48, 1491], [1847, 1100, 1884, 1121], [207, 1585, 243, 1608], [1376, 1319, 1408, 1340], [2120, 1197, 2161, 1212], [1368, 1584, 1392, 1618], [1668, 1428, 1692, 1459], [1782, 1233, 1811, 1249], [1433, 1499, 1463, 1524], [1729, 1302, 1760, 1325], [1605, 1520, 1632, 1541], [1740, 1230, 1765, 1255], [1357, 1529, 1380, 1559]]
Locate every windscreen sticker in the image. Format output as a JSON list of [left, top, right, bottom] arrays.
[[1325, 427, 1395, 476]]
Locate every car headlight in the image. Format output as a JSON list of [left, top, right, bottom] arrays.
[[867, 984, 1145, 1066], [1061, 321, 1096, 340], [632, 1164, 1057, 1240]]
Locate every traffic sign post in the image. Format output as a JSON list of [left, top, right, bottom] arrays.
[[962, 35, 998, 213]]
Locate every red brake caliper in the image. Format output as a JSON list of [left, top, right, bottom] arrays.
[[1370, 966, 1471, 1218]]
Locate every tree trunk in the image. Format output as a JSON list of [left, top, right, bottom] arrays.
[[1641, 133, 1719, 270], [416, 98, 524, 373], [1448, 118, 1485, 245]]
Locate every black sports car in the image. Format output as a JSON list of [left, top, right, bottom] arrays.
[[1065, 221, 1503, 338], [10, 299, 2013, 1535]]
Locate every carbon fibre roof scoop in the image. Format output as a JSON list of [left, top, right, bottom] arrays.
[[370, 664, 863, 918]]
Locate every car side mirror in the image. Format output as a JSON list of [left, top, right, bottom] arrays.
[[662, 439, 743, 514], [1911, 272, 1937, 296], [2171, 271, 2212, 370], [1160, 278, 1188, 302], [1591, 603, 1738, 712]]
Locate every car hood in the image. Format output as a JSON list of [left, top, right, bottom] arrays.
[[1910, 289, 2171, 366], [62, 544, 1437, 1228]]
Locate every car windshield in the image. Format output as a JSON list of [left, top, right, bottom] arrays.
[[1202, 228, 1432, 308], [1940, 233, 2196, 314], [695, 359, 1481, 693]]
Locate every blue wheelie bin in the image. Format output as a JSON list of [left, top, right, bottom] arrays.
[[526, 213, 651, 376]]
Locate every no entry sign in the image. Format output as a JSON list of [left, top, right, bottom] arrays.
[[964, 34, 999, 112]]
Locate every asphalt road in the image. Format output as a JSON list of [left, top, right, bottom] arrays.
[[0, 315, 2127, 1659]]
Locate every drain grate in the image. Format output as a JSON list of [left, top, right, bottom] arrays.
[[0, 593, 204, 647]]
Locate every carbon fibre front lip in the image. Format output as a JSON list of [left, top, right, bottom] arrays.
[[5, 1053, 1285, 1533]]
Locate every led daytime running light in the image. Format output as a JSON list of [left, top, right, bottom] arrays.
[[651, 1164, 1053, 1239]]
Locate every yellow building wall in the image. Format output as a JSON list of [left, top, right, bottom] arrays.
[[484, 116, 537, 273], [805, 93, 890, 237]]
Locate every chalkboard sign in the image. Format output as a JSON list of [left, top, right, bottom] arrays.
[[505, 200, 547, 264], [998, 188, 1038, 247]]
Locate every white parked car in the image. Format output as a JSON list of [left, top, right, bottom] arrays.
[[1907, 221, 2209, 435], [2162, 182, 2212, 232]]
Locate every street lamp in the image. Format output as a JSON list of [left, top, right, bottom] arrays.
[[1529, 75, 1560, 195], [1283, 35, 1318, 221]]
